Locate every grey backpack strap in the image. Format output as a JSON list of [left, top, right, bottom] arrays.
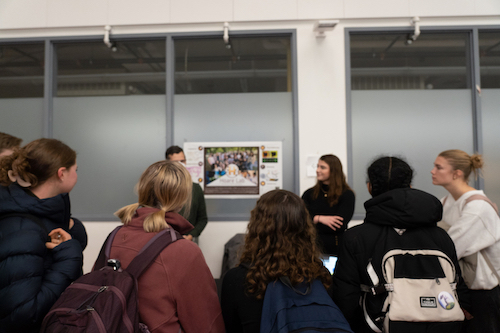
[[463, 194, 500, 285]]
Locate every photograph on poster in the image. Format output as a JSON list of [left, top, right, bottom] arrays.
[[183, 141, 283, 198], [204, 146, 259, 195]]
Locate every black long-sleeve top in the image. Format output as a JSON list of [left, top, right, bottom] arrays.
[[302, 186, 355, 255], [221, 265, 263, 333]]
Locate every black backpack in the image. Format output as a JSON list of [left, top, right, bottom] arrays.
[[41, 226, 181, 333], [260, 277, 354, 333]]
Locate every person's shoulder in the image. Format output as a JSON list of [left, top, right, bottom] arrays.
[[462, 190, 498, 215], [341, 189, 355, 199], [301, 187, 315, 199], [222, 265, 248, 284]]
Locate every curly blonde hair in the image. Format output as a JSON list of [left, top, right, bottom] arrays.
[[239, 189, 331, 299]]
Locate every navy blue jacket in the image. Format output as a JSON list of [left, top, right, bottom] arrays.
[[0, 183, 83, 333]]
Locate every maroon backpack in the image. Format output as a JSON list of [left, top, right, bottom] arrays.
[[41, 226, 181, 333]]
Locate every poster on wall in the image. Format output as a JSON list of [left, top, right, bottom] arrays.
[[183, 141, 283, 198]]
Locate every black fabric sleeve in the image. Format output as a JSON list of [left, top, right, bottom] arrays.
[[69, 217, 88, 250], [331, 229, 371, 333], [336, 190, 355, 231], [189, 184, 208, 237], [221, 266, 263, 333]]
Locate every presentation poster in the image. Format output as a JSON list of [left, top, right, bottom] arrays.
[[183, 141, 283, 198]]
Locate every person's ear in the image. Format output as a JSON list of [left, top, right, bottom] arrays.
[[366, 182, 372, 195], [57, 167, 66, 181], [454, 169, 464, 180]]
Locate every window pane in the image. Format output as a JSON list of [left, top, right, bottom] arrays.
[[174, 37, 290, 94], [0, 98, 44, 142], [480, 31, 500, 205], [350, 32, 473, 216], [56, 40, 165, 97], [174, 35, 294, 220], [351, 33, 469, 90], [0, 44, 44, 98], [53, 95, 166, 219], [479, 31, 500, 88]]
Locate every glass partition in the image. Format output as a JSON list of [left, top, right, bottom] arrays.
[[479, 31, 500, 206], [53, 40, 167, 219], [174, 36, 290, 94], [56, 40, 166, 97], [0, 43, 44, 142], [350, 32, 474, 216], [174, 36, 294, 220]]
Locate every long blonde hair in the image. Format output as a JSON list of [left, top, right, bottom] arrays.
[[115, 161, 192, 232]]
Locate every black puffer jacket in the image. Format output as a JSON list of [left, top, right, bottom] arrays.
[[0, 183, 83, 333], [331, 188, 470, 333]]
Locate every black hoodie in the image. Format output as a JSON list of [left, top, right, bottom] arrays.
[[331, 188, 470, 333]]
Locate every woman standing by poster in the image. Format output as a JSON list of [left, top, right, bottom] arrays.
[[432, 149, 500, 332], [302, 154, 355, 255]]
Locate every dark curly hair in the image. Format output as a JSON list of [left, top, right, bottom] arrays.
[[239, 189, 331, 299], [367, 156, 413, 197]]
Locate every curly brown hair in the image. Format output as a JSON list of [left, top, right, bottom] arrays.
[[0, 132, 22, 155], [239, 189, 331, 299], [0, 138, 76, 187]]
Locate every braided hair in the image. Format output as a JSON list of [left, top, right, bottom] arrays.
[[367, 156, 413, 197]]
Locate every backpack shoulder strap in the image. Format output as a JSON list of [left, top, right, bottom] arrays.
[[0, 213, 49, 241], [464, 195, 500, 285], [125, 227, 182, 279], [93, 226, 122, 271], [464, 194, 499, 215]]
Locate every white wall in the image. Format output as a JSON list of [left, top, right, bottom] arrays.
[[0, 0, 499, 30], [82, 220, 249, 278], [1, 0, 498, 278]]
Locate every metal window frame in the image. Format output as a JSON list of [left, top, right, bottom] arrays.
[[0, 29, 299, 221], [346, 25, 500, 220]]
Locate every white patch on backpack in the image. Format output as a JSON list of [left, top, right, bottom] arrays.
[[438, 292, 456, 310], [420, 297, 437, 308]]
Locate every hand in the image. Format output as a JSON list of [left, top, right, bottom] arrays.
[[183, 234, 194, 241], [46, 228, 72, 249], [317, 215, 343, 231]]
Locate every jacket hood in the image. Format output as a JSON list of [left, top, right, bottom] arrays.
[[0, 183, 70, 226], [130, 207, 194, 235], [364, 188, 442, 229]]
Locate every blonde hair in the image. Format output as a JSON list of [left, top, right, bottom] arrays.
[[115, 161, 192, 232], [439, 149, 484, 182]]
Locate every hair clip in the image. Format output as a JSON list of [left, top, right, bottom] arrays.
[[7, 170, 32, 188]]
